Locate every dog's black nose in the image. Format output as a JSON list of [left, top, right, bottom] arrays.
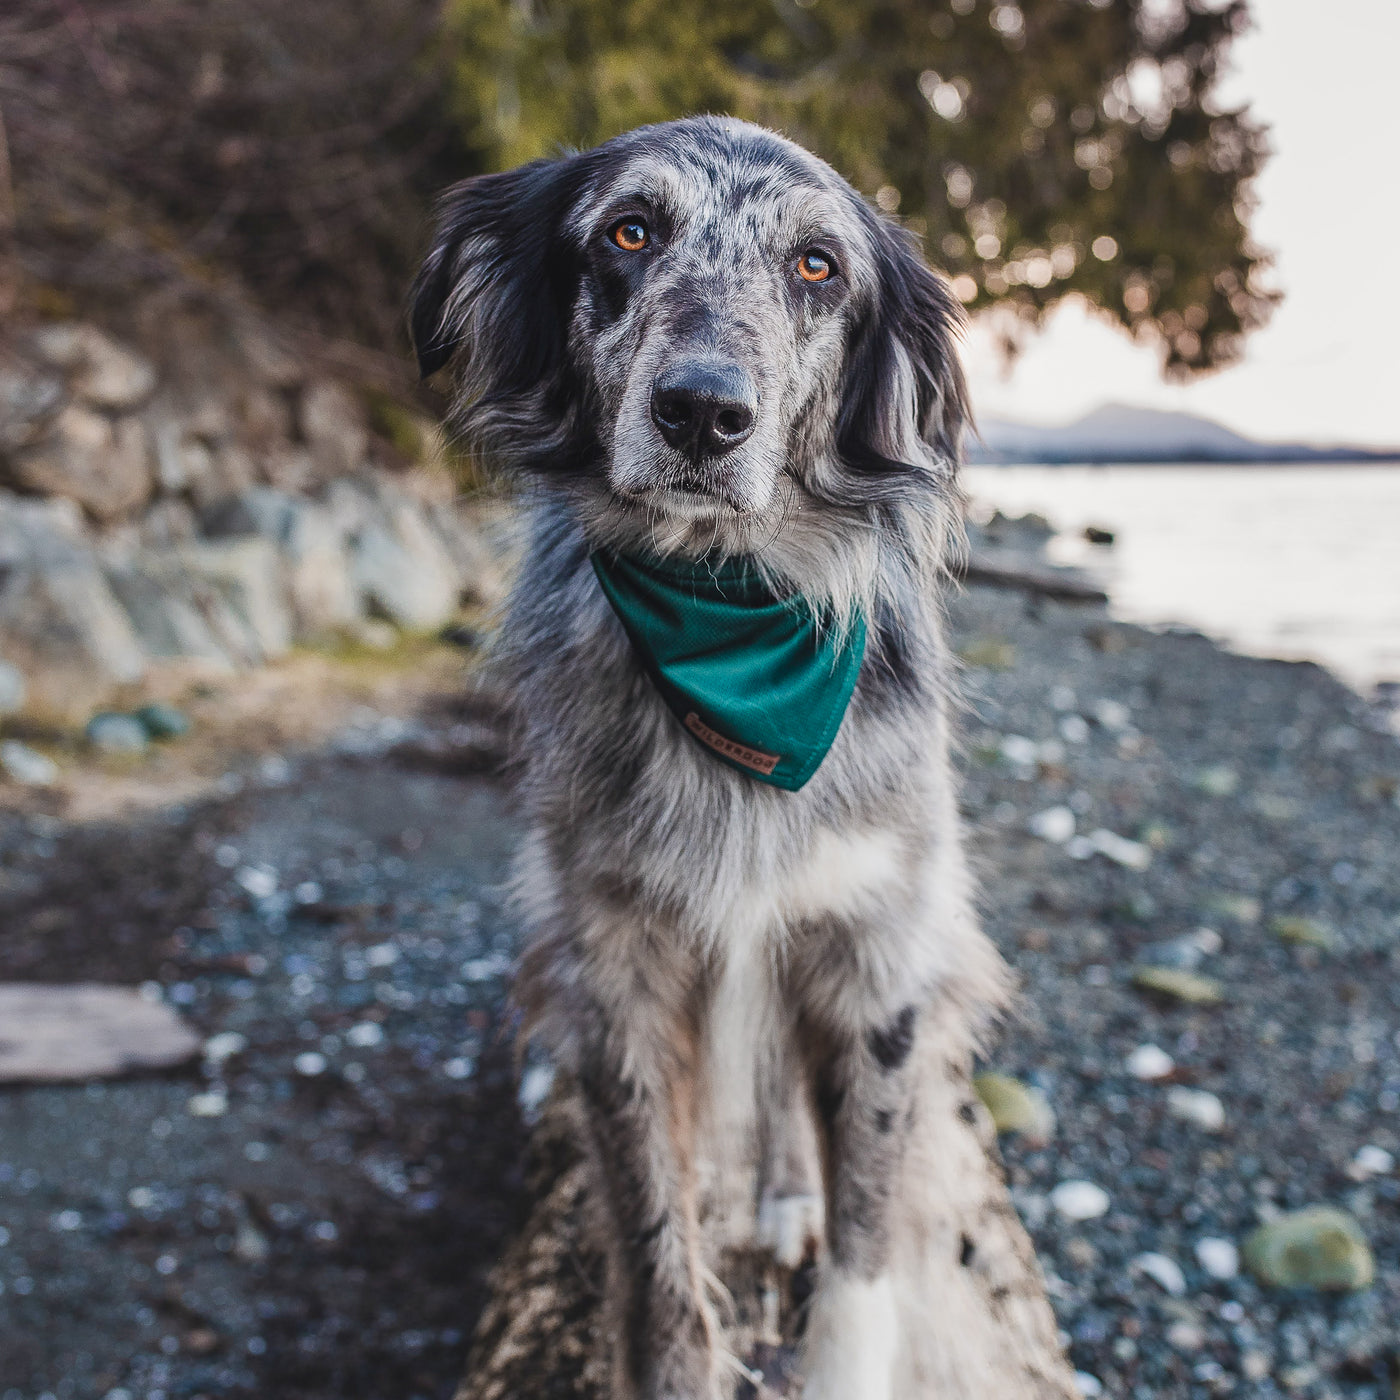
[[651, 362, 757, 460]]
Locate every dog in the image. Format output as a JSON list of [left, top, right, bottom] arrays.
[[411, 116, 1009, 1400]]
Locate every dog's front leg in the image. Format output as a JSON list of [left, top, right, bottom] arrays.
[[799, 999, 921, 1400], [575, 988, 719, 1400]]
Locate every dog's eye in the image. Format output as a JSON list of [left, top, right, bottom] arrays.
[[797, 250, 833, 283], [611, 220, 649, 252]]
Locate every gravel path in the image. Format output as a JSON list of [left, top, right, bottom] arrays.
[[1, 559, 1398, 1400]]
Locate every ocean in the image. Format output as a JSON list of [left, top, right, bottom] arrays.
[[962, 464, 1400, 695]]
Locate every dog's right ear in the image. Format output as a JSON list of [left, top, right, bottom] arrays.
[[409, 156, 581, 386]]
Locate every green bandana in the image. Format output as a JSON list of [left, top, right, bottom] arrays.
[[590, 549, 867, 791]]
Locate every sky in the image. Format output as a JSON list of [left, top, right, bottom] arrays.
[[961, 0, 1400, 449]]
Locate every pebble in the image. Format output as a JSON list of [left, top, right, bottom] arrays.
[[1193, 765, 1240, 797], [1350, 1144, 1395, 1178], [1132, 1251, 1187, 1296], [1092, 698, 1131, 732], [1028, 805, 1076, 844], [1243, 1207, 1375, 1291], [1140, 927, 1222, 971], [1195, 1236, 1240, 1280], [518, 1063, 556, 1120], [1066, 828, 1152, 870], [973, 1072, 1056, 1144], [235, 865, 279, 900], [1050, 1180, 1111, 1222], [85, 712, 149, 753], [1131, 966, 1225, 1005], [1073, 1373, 1104, 1398], [1166, 1087, 1226, 1132], [187, 1091, 228, 1118], [1269, 915, 1334, 950], [346, 1021, 385, 1048], [1, 738, 58, 786], [133, 702, 191, 739], [1058, 713, 1090, 744], [293, 1052, 328, 1077], [1125, 1044, 1175, 1081], [203, 1032, 248, 1064]]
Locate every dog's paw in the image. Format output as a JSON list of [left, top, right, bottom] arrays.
[[799, 1272, 898, 1400], [756, 1191, 824, 1269]]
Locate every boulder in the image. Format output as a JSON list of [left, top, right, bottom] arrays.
[[348, 491, 460, 630], [0, 494, 147, 717], [204, 488, 358, 637], [0, 658, 25, 715], [300, 379, 368, 479], [0, 359, 65, 453], [171, 538, 294, 662], [4, 405, 153, 520], [29, 323, 156, 411], [104, 559, 239, 670]]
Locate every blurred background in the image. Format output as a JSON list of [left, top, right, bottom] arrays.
[[1, 2, 1397, 1398]]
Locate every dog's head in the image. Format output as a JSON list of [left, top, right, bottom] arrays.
[[412, 116, 967, 554]]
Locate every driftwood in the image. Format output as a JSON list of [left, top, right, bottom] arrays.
[[455, 1013, 1079, 1400], [961, 549, 1109, 605]]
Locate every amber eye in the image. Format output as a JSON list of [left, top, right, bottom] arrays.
[[612, 220, 649, 251], [798, 250, 832, 282]]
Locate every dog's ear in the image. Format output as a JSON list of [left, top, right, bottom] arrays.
[[409, 156, 581, 384], [836, 214, 970, 487]]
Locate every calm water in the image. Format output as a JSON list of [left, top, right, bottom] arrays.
[[962, 464, 1400, 695]]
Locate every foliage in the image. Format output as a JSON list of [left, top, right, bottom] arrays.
[[0, 0, 460, 348], [442, 0, 1276, 373]]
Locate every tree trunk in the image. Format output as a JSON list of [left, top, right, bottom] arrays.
[[456, 1014, 1079, 1400]]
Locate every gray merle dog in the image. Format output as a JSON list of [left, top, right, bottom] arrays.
[[411, 116, 1009, 1400]]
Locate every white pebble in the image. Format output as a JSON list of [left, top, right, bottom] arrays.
[[1167, 1321, 1205, 1352], [294, 1052, 327, 1077], [1059, 713, 1090, 744], [1352, 1144, 1395, 1177], [518, 1064, 556, 1119], [365, 943, 399, 968], [1191, 927, 1223, 956], [1093, 699, 1132, 732], [1126, 1044, 1175, 1081], [52, 1209, 82, 1232], [1195, 1237, 1240, 1280], [1073, 1372, 1104, 1397], [202, 1032, 247, 1064], [1049, 685, 1077, 711], [235, 865, 278, 899], [999, 734, 1039, 768], [1050, 1180, 1110, 1222], [1028, 805, 1076, 844], [1133, 1251, 1187, 1297], [1167, 1087, 1226, 1132], [187, 1092, 228, 1118], [1087, 828, 1152, 870], [346, 1021, 385, 1048]]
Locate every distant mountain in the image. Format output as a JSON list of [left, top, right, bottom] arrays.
[[968, 404, 1400, 464]]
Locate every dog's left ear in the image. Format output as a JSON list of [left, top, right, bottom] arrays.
[[836, 213, 970, 486], [409, 154, 582, 386]]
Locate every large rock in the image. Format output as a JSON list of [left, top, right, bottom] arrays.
[[299, 380, 368, 480], [4, 405, 153, 520], [204, 488, 358, 637], [348, 489, 461, 630], [0, 494, 148, 717], [29, 323, 156, 411], [170, 538, 294, 662], [0, 359, 65, 453]]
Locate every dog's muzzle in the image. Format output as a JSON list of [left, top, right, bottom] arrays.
[[650, 360, 757, 462]]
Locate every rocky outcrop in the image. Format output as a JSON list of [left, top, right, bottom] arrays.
[[0, 317, 505, 720]]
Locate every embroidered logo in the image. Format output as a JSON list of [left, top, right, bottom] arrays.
[[683, 712, 781, 776]]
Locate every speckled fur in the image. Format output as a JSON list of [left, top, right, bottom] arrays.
[[412, 117, 1010, 1400]]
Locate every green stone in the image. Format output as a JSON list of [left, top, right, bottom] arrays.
[[1243, 1208, 1375, 1291], [958, 638, 1018, 671], [973, 1073, 1055, 1144], [1270, 916, 1334, 950], [133, 702, 192, 740], [1131, 966, 1225, 1005]]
